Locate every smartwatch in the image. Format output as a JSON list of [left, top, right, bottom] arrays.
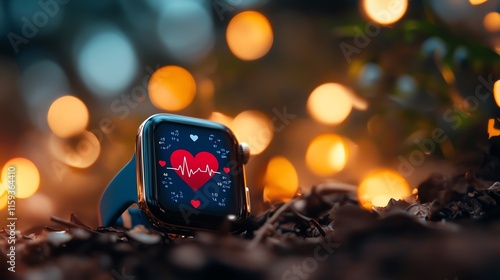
[[99, 114, 251, 234]]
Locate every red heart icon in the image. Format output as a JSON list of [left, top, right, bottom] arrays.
[[169, 149, 219, 191], [191, 199, 201, 209], [223, 167, 230, 173], [158, 160, 166, 167]]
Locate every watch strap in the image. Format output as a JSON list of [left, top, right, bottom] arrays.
[[99, 154, 138, 227]]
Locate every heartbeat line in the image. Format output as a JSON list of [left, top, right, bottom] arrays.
[[166, 157, 220, 177]]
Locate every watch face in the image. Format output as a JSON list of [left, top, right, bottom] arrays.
[[139, 115, 248, 232]]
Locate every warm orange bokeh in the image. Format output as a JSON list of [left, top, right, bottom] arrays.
[[263, 156, 299, 203], [494, 79, 500, 108], [230, 110, 273, 155], [226, 11, 273, 60], [362, 0, 408, 25], [209, 112, 234, 127], [2, 158, 40, 199], [0, 184, 6, 210], [49, 131, 101, 168], [469, 0, 488, 5], [306, 134, 348, 176], [357, 169, 411, 209], [484, 12, 500, 32], [148, 65, 196, 111], [307, 83, 354, 125], [488, 119, 500, 139], [47, 95, 89, 138]]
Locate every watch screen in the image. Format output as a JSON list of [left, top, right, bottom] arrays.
[[154, 122, 239, 218]]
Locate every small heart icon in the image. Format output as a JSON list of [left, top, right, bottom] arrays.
[[223, 167, 230, 173], [159, 160, 166, 167], [190, 134, 198, 142], [191, 199, 201, 209]]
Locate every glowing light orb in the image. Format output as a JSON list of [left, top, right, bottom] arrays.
[[307, 83, 354, 125], [148, 66, 196, 111], [494, 80, 500, 108], [226, 11, 273, 60], [157, 0, 214, 63], [484, 12, 500, 32], [76, 28, 138, 97], [47, 96, 89, 138], [231, 111, 273, 155], [469, 0, 488, 5], [488, 118, 500, 139], [263, 156, 299, 203], [209, 112, 233, 127], [2, 158, 40, 199], [49, 131, 101, 168], [20, 193, 54, 222], [357, 169, 411, 210], [306, 134, 348, 176], [0, 184, 6, 210], [362, 0, 408, 25]]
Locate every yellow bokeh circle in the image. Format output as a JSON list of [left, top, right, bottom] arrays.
[[263, 156, 299, 203], [0, 184, 6, 210], [484, 12, 500, 32], [307, 83, 354, 125], [226, 11, 273, 60], [230, 110, 273, 155], [357, 169, 411, 210], [47, 96, 89, 138], [148, 66, 196, 111], [2, 158, 40, 199], [362, 0, 408, 25], [494, 80, 500, 108], [469, 0, 488, 5], [306, 134, 348, 176]]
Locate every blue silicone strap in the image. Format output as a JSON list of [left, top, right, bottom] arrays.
[[99, 154, 139, 227]]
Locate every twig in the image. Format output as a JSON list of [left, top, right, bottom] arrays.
[[50, 216, 99, 234], [247, 198, 296, 249]]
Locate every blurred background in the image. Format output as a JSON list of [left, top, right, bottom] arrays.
[[0, 0, 500, 230]]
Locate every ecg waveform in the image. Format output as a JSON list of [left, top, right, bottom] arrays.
[[166, 157, 220, 177]]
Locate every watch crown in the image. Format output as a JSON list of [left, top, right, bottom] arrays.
[[239, 142, 250, 164]]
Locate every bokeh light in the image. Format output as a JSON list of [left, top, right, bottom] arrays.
[[358, 62, 382, 89], [2, 158, 40, 199], [263, 156, 299, 203], [49, 131, 101, 168], [209, 112, 234, 127], [20, 60, 70, 131], [226, 11, 273, 60], [357, 169, 411, 209], [494, 80, 500, 108], [362, 0, 408, 25], [47, 96, 89, 138], [19, 193, 54, 224], [231, 110, 273, 155], [157, 0, 214, 63], [488, 118, 500, 139], [307, 83, 354, 125], [421, 37, 447, 60], [484, 12, 500, 32], [0, 183, 6, 210], [469, 0, 488, 5], [76, 27, 138, 97], [306, 134, 348, 176], [148, 66, 196, 111], [198, 78, 215, 99]]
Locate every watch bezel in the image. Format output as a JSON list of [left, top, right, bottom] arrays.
[[136, 114, 250, 233]]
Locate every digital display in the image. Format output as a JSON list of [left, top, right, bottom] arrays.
[[154, 122, 239, 218]]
